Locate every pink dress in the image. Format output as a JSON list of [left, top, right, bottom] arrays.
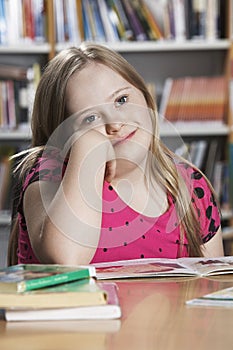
[[17, 149, 221, 264]]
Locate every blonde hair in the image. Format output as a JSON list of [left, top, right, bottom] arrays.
[[8, 42, 206, 265]]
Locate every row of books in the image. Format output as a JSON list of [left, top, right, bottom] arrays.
[[159, 75, 227, 123], [0, 0, 228, 47], [0, 0, 48, 45], [156, 0, 227, 41], [54, 0, 163, 43], [54, 0, 227, 44], [0, 63, 40, 130]]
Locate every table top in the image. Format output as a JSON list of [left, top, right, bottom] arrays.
[[1, 276, 233, 350]]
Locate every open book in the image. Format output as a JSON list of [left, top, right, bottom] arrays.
[[186, 286, 233, 308], [93, 256, 233, 280]]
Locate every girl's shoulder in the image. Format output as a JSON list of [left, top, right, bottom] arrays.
[[176, 161, 211, 191], [22, 148, 67, 191], [177, 161, 221, 239]]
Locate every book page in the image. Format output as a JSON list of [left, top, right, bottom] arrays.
[[94, 258, 196, 279], [179, 256, 233, 276]]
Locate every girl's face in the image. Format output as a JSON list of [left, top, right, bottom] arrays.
[[65, 62, 153, 174]]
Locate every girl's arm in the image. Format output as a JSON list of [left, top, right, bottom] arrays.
[[201, 227, 224, 257], [24, 129, 115, 265]]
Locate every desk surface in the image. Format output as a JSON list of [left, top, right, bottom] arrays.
[[1, 276, 233, 350]]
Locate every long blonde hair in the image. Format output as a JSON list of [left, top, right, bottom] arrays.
[[8, 42, 206, 265]]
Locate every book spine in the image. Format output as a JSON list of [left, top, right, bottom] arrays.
[[33, 0, 46, 43], [0, 0, 7, 45], [113, 0, 134, 40], [76, 0, 84, 40], [53, 0, 65, 42], [19, 267, 96, 292], [82, 0, 94, 41], [65, 0, 81, 43], [89, 0, 106, 42], [121, 0, 147, 41], [97, 0, 120, 42], [22, 0, 35, 41], [188, 0, 206, 39]]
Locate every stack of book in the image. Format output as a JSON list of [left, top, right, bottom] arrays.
[[0, 264, 121, 322]]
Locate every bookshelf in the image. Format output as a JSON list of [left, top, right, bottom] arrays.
[[0, 0, 232, 264]]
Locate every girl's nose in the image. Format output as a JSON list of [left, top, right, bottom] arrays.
[[106, 122, 124, 134]]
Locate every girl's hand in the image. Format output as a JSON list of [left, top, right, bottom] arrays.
[[69, 128, 116, 183], [105, 158, 116, 183]]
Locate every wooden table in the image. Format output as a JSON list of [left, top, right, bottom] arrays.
[[0, 276, 233, 350]]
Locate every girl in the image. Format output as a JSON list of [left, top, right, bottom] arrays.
[[8, 43, 224, 266]]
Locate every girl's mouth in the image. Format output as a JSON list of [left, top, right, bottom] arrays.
[[112, 129, 137, 146]]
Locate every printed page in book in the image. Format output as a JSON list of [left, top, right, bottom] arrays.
[[94, 256, 233, 280], [178, 256, 233, 276], [94, 258, 197, 279]]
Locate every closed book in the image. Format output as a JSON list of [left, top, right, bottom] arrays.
[[4, 282, 121, 321], [0, 263, 96, 293], [97, 0, 120, 42], [186, 286, 233, 308], [0, 278, 107, 309], [121, 0, 147, 41]]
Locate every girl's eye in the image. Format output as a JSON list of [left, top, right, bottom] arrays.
[[83, 115, 98, 124], [115, 95, 128, 107]]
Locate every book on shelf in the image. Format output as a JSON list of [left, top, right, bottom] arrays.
[[121, 0, 147, 41], [51, 0, 228, 44], [0, 263, 96, 293], [3, 282, 121, 322], [0, 277, 107, 309], [204, 138, 221, 183], [142, 0, 164, 39], [112, 0, 134, 40], [0, 0, 48, 45], [64, 0, 82, 44], [89, 0, 107, 42], [186, 286, 233, 308], [175, 139, 208, 170], [97, 0, 120, 42], [93, 256, 233, 280], [172, 0, 186, 41], [130, 0, 157, 41], [105, 0, 126, 41], [159, 75, 227, 124], [0, 63, 41, 129]]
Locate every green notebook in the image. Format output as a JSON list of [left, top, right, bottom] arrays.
[[0, 264, 96, 293]]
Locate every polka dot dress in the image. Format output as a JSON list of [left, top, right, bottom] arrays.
[[17, 152, 221, 264]]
